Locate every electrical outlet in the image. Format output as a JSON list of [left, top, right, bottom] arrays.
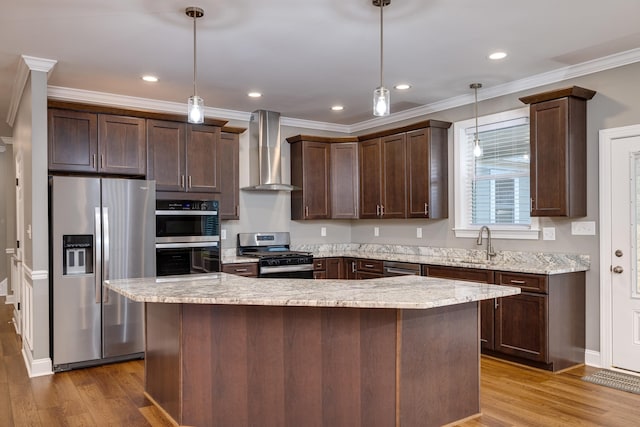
[[542, 227, 555, 241], [571, 221, 596, 235], [221, 229, 227, 240], [416, 227, 422, 238], [374, 227, 379, 237], [320, 227, 327, 237]]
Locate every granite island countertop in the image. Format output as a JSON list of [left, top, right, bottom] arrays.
[[105, 273, 520, 309]]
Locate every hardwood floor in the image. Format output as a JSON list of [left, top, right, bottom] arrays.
[[1, 296, 639, 426]]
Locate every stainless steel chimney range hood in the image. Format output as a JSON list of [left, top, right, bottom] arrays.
[[241, 110, 298, 192]]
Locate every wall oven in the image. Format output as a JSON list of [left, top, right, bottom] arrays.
[[155, 200, 220, 276]]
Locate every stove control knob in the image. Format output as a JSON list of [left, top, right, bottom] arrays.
[[200, 202, 208, 210]]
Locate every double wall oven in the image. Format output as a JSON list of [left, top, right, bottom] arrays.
[[237, 232, 313, 279], [155, 200, 221, 276]]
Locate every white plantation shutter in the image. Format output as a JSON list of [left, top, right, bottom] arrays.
[[464, 117, 530, 226]]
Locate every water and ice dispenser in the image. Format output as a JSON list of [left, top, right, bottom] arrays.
[[62, 235, 94, 275]]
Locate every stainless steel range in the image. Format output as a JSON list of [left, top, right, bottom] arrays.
[[237, 232, 313, 278]]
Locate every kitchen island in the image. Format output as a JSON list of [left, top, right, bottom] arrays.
[[106, 273, 520, 427]]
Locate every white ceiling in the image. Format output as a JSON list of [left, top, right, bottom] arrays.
[[2, 0, 640, 136]]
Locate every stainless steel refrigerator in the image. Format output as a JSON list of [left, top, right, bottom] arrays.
[[50, 176, 155, 371]]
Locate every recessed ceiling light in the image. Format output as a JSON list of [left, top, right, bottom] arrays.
[[248, 92, 262, 98], [394, 83, 411, 90], [331, 105, 344, 111], [142, 75, 158, 82], [489, 51, 507, 60]]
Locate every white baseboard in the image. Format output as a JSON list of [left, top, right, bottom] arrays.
[[22, 345, 53, 377], [4, 294, 14, 304], [0, 278, 6, 296], [585, 349, 601, 368]]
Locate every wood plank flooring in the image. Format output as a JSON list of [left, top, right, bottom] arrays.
[[1, 296, 639, 426]]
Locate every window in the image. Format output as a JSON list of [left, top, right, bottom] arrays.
[[454, 107, 539, 239]]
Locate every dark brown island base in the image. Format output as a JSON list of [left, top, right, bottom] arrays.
[[105, 273, 520, 427]]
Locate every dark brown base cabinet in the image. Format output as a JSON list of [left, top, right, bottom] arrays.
[[313, 258, 344, 279], [422, 265, 585, 372]]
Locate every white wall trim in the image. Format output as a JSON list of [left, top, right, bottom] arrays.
[[585, 350, 602, 368], [21, 263, 48, 281], [21, 345, 53, 377], [5, 248, 15, 255], [44, 48, 640, 134], [6, 55, 57, 127], [598, 123, 640, 370], [0, 279, 6, 296], [5, 295, 15, 304]]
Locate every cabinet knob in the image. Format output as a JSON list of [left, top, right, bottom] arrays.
[[380, 205, 385, 216], [424, 202, 428, 216], [92, 154, 96, 168], [188, 175, 192, 188], [305, 206, 309, 217], [181, 175, 185, 188], [376, 205, 380, 216]]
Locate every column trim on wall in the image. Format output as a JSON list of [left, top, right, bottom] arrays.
[[6, 56, 56, 127]]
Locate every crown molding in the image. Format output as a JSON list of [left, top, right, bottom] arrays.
[[6, 56, 57, 128], [43, 47, 640, 134]]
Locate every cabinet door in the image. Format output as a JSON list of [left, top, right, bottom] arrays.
[[219, 132, 240, 220], [186, 124, 220, 193], [530, 98, 569, 216], [303, 142, 331, 219], [147, 120, 186, 192], [98, 115, 146, 175], [344, 258, 358, 280], [495, 293, 548, 362], [359, 138, 382, 219], [381, 134, 407, 218], [406, 127, 448, 219], [326, 258, 343, 279], [331, 143, 359, 219], [48, 109, 98, 173], [222, 263, 258, 277]]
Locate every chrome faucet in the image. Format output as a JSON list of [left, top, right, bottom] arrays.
[[476, 226, 496, 261]]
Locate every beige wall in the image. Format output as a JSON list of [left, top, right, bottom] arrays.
[[221, 61, 640, 353]]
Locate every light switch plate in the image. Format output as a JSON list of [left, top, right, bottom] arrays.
[[571, 221, 596, 235], [542, 227, 556, 240], [416, 227, 422, 238], [374, 227, 379, 237], [320, 227, 327, 237]]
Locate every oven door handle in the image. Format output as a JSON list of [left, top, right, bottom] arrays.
[[260, 264, 314, 274], [155, 210, 218, 216], [155, 241, 219, 249]]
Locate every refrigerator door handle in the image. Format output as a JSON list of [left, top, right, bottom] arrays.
[[94, 207, 102, 304], [103, 207, 110, 303]]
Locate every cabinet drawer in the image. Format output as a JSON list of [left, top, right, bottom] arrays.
[[313, 258, 326, 271], [422, 265, 494, 284], [496, 272, 547, 294], [222, 263, 258, 277], [357, 259, 384, 274]]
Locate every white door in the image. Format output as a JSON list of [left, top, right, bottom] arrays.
[[610, 136, 640, 373]]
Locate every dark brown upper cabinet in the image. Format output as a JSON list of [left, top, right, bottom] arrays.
[[331, 142, 359, 219], [290, 139, 332, 219], [520, 86, 596, 217], [219, 131, 240, 220], [48, 109, 146, 176], [406, 122, 451, 219], [359, 135, 407, 219], [147, 119, 221, 195]]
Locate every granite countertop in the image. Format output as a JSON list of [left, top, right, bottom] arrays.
[[221, 245, 590, 275], [105, 273, 520, 309]]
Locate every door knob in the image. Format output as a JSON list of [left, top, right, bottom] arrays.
[[612, 265, 624, 274]]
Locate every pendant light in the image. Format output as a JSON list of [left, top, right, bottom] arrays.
[[186, 6, 204, 124], [470, 83, 483, 157], [373, 0, 390, 117]]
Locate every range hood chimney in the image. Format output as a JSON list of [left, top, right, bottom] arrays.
[[241, 110, 297, 191]]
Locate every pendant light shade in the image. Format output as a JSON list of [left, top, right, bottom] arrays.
[[373, 0, 390, 117], [470, 83, 483, 157], [186, 7, 204, 124]]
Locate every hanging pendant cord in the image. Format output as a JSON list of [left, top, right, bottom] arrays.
[[379, 2, 384, 88], [192, 13, 197, 97], [474, 87, 479, 139]]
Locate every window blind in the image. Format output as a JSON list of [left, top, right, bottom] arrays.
[[464, 118, 530, 226]]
